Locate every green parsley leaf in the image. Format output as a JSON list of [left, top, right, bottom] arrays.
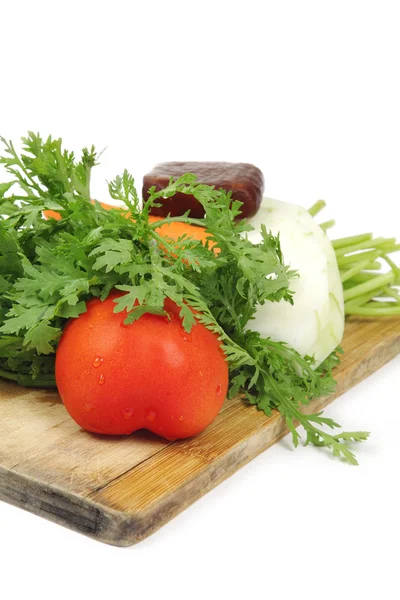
[[23, 320, 61, 355]]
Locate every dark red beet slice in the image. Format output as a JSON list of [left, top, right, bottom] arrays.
[[142, 162, 264, 219]]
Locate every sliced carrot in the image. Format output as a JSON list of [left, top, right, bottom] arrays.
[[150, 217, 214, 247], [43, 209, 62, 221]]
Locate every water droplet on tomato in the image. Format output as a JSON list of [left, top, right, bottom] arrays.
[[93, 356, 103, 368], [179, 328, 192, 342], [98, 374, 105, 385], [84, 403, 95, 413], [146, 410, 157, 423], [122, 408, 134, 419], [216, 384, 222, 396], [178, 415, 184, 421]]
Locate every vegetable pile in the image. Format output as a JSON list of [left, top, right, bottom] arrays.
[[1, 134, 398, 464]]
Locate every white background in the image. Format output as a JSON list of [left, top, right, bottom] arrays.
[[1, 1, 399, 599]]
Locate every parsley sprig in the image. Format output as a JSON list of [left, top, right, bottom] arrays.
[[0, 133, 369, 463]]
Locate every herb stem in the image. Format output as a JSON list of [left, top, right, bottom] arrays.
[[308, 200, 326, 217], [344, 305, 400, 316], [332, 233, 373, 249], [345, 288, 387, 309], [366, 301, 400, 308], [343, 272, 394, 302], [148, 215, 207, 229], [341, 261, 381, 271], [334, 237, 395, 257], [385, 287, 400, 301], [340, 259, 375, 283], [336, 249, 382, 268], [319, 219, 336, 231], [342, 272, 382, 285]]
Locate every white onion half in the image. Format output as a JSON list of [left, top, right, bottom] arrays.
[[246, 198, 345, 366]]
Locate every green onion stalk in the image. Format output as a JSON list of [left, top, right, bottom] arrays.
[[309, 201, 400, 317]]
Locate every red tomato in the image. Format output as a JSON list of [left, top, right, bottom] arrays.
[[55, 293, 228, 439]]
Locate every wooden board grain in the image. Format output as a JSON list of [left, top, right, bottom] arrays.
[[0, 317, 399, 545]]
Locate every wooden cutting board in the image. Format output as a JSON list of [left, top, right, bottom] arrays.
[[0, 317, 399, 546]]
